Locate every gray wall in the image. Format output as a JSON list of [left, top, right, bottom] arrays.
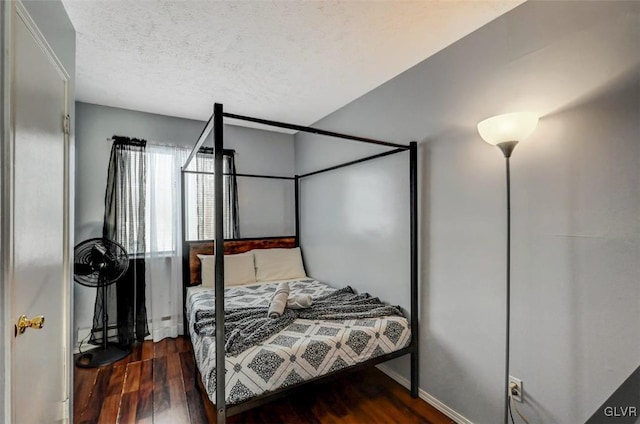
[[295, 1, 640, 423], [74, 102, 295, 342], [1, 0, 75, 419]]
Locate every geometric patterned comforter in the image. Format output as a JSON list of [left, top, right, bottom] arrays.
[[186, 278, 411, 405]]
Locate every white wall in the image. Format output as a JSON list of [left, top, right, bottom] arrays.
[[74, 102, 295, 342], [296, 1, 640, 423]]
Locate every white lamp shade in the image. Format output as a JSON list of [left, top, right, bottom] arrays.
[[477, 112, 539, 145]]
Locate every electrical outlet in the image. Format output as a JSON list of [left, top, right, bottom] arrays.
[[509, 376, 523, 402]]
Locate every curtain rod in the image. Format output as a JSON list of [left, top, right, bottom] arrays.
[[107, 135, 146, 146], [106, 137, 235, 155], [106, 137, 148, 146]]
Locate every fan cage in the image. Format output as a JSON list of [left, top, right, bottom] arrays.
[[73, 238, 129, 287]]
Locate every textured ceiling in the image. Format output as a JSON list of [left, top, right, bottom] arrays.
[[62, 0, 524, 126]]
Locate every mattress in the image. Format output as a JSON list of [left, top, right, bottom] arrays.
[[186, 278, 411, 405]]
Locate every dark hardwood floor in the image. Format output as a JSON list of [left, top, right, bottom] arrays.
[[74, 337, 454, 424]]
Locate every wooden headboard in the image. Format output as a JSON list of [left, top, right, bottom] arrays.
[[185, 236, 297, 286]]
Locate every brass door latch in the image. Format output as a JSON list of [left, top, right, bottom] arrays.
[[15, 314, 45, 336]]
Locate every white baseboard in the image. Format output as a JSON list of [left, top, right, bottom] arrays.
[[74, 322, 181, 354], [376, 364, 474, 424]]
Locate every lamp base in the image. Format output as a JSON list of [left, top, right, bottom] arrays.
[[75, 343, 131, 368]]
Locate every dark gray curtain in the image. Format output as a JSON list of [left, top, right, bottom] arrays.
[[195, 148, 239, 239], [91, 136, 149, 346], [224, 153, 240, 238]]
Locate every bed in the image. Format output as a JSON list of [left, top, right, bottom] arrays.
[[180, 103, 418, 423], [182, 237, 413, 415]]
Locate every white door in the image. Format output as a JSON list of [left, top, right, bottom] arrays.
[[4, 2, 71, 423]]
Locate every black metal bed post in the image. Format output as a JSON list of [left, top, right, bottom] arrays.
[[180, 170, 189, 338], [213, 103, 227, 423], [294, 175, 300, 247], [409, 141, 419, 398]]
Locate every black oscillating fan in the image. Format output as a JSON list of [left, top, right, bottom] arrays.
[[74, 238, 130, 368]]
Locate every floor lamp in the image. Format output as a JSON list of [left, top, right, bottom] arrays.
[[477, 112, 538, 424]]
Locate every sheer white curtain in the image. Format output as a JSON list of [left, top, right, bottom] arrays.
[[144, 144, 188, 341], [142, 144, 238, 341]]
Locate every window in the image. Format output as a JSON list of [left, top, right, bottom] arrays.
[[186, 149, 238, 241], [145, 145, 186, 254], [110, 142, 238, 256]]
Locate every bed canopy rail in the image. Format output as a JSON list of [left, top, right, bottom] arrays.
[[180, 102, 418, 423], [183, 107, 409, 172], [182, 169, 295, 181], [300, 146, 407, 178], [222, 111, 409, 149], [183, 114, 214, 171]]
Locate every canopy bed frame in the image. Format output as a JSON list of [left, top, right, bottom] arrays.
[[180, 103, 418, 423]]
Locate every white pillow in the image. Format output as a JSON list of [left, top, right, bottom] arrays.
[[198, 252, 256, 287], [253, 247, 307, 282]]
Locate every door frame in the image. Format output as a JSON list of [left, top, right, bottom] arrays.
[[1, 1, 73, 422]]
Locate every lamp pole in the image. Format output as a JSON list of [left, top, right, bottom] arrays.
[[497, 140, 517, 424]]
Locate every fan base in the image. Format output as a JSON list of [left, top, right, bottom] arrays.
[[75, 344, 131, 368]]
